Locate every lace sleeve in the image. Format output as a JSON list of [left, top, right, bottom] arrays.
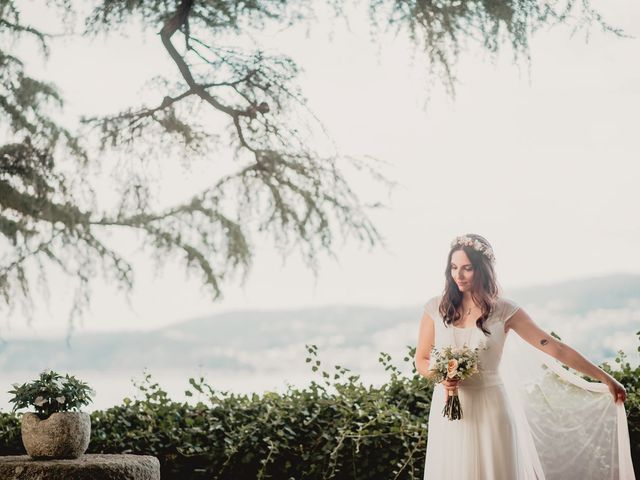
[[423, 295, 439, 318], [501, 297, 520, 323]]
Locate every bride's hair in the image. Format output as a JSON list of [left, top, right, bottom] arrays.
[[439, 233, 500, 336]]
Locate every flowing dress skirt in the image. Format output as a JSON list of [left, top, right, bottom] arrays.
[[423, 381, 520, 480]]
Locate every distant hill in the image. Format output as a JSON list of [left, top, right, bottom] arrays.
[[508, 272, 640, 314], [0, 273, 638, 374], [0, 306, 413, 372]]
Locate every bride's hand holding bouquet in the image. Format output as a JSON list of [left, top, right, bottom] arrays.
[[426, 344, 483, 420]]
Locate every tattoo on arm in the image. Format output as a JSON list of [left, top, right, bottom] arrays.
[[540, 338, 549, 346]]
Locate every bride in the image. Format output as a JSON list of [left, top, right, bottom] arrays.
[[415, 233, 635, 480]]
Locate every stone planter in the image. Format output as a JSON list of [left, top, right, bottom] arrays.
[[21, 411, 91, 459]]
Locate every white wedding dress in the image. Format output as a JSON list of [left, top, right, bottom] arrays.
[[422, 294, 636, 480]]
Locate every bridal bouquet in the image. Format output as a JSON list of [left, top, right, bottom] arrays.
[[426, 344, 482, 420]]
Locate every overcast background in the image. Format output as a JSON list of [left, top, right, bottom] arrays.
[[0, 1, 638, 410]]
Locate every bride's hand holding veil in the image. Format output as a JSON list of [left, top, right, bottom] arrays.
[[605, 376, 627, 404]]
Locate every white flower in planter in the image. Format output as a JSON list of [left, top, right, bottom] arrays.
[[34, 396, 46, 407], [56, 396, 66, 404]]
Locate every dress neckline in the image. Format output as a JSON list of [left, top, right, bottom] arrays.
[[434, 294, 499, 329]]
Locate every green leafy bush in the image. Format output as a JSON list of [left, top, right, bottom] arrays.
[[7, 369, 95, 420], [1, 339, 638, 479], [599, 340, 640, 472], [81, 346, 434, 479]]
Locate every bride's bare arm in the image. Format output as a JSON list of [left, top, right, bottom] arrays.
[[414, 310, 435, 378], [414, 309, 460, 391], [506, 308, 627, 403], [505, 309, 564, 358], [506, 308, 606, 380]]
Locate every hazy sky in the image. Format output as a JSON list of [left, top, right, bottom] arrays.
[[2, 1, 640, 337]]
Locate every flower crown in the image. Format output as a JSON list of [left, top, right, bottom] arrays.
[[450, 235, 496, 263]]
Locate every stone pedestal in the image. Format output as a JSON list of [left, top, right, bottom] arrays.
[[0, 454, 160, 480]]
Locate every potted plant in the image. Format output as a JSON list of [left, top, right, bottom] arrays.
[[7, 369, 96, 459]]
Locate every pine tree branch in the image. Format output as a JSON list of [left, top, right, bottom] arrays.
[[159, 0, 262, 152]]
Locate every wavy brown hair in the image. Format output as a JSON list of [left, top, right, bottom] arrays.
[[438, 233, 500, 336]]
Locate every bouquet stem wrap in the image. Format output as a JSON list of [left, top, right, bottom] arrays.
[[443, 387, 463, 420]]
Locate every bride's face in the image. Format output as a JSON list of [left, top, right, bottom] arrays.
[[451, 249, 474, 291]]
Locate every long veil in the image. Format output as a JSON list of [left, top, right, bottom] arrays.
[[499, 314, 636, 480]]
